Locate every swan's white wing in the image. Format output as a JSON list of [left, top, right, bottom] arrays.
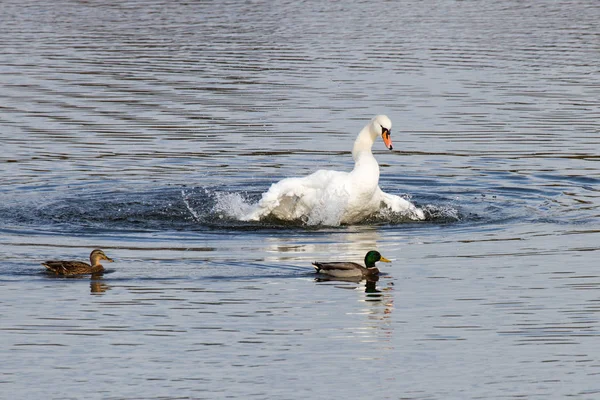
[[242, 169, 350, 222], [377, 187, 425, 220]]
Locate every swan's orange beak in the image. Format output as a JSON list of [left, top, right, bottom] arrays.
[[382, 129, 393, 150]]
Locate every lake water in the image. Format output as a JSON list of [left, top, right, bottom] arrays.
[[1, 0, 600, 399]]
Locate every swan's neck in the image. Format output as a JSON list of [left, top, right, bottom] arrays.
[[352, 125, 377, 161], [350, 122, 380, 194], [350, 124, 380, 187]]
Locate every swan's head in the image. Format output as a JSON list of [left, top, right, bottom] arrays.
[[371, 115, 393, 150]]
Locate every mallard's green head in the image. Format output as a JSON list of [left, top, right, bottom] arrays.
[[364, 251, 391, 268]]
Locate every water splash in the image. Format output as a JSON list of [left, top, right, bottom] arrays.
[[210, 191, 256, 220], [422, 204, 462, 222], [181, 189, 200, 221]]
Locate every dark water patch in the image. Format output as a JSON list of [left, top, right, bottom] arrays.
[[0, 186, 468, 233], [0, 187, 197, 233]]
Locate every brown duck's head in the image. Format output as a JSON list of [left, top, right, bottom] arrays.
[[90, 249, 114, 265]]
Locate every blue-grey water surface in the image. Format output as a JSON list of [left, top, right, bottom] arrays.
[[1, 1, 600, 399]]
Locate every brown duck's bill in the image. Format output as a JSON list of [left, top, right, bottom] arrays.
[[107, 257, 114, 262], [382, 132, 393, 150], [380, 256, 392, 263]]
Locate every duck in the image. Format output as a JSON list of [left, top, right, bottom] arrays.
[[42, 249, 114, 275], [242, 115, 425, 225], [312, 250, 391, 278]]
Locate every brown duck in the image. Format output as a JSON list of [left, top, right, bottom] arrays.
[[42, 249, 114, 275]]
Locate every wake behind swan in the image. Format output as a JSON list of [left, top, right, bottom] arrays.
[[241, 115, 425, 225]]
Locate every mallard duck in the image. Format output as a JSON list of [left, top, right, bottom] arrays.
[[42, 249, 114, 275], [312, 250, 391, 278]]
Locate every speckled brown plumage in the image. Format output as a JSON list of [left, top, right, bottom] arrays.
[[42, 249, 114, 275]]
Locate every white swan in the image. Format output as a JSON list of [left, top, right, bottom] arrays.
[[242, 115, 425, 225]]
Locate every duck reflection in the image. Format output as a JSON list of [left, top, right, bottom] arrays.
[[314, 275, 382, 295], [314, 275, 395, 321], [364, 278, 380, 294], [42, 271, 111, 294], [90, 275, 110, 294]]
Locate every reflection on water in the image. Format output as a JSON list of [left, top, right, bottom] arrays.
[[264, 225, 383, 264], [1, 0, 600, 398], [315, 276, 389, 302], [41, 270, 111, 294], [90, 278, 110, 294]]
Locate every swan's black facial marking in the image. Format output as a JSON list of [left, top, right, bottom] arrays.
[[380, 124, 390, 137], [380, 124, 392, 150]]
